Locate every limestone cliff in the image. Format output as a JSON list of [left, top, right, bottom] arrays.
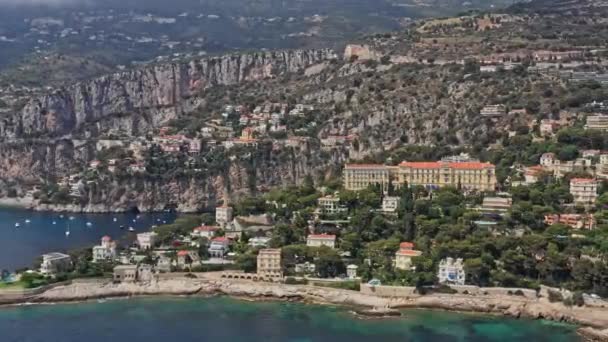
[[0, 49, 336, 139]]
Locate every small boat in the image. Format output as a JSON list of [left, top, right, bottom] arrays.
[[15, 223, 20, 228], [136, 215, 141, 219], [128, 227, 135, 232], [113, 218, 117, 222], [65, 230, 70, 237], [132, 219, 137, 223], [119, 225, 125, 230], [156, 218, 161, 222], [59, 214, 64, 218], [24, 219, 31, 223], [162, 220, 167, 224], [86, 222, 92, 227], [52, 221, 57, 225], [69, 216, 75, 220]]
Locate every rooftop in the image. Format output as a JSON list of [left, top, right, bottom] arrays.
[[399, 161, 494, 170], [399, 242, 414, 249], [308, 234, 336, 240], [570, 178, 597, 184], [396, 249, 422, 257]]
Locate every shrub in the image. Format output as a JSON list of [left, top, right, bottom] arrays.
[[514, 290, 525, 297], [284, 277, 308, 285], [435, 285, 457, 294], [548, 290, 564, 303]]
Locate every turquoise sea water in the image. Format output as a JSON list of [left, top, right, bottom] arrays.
[[0, 208, 176, 271], [0, 297, 581, 342]]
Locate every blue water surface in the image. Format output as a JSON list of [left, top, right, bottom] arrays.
[[0, 208, 176, 270]]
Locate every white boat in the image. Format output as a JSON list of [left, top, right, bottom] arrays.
[[69, 216, 75, 220], [52, 221, 57, 225], [132, 219, 137, 223], [86, 222, 92, 227], [59, 214, 64, 218], [65, 230, 70, 237], [15, 223, 20, 228], [24, 219, 31, 223], [113, 218, 118, 222], [128, 227, 135, 232]]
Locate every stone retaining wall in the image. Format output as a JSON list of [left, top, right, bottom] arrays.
[[360, 284, 419, 297]]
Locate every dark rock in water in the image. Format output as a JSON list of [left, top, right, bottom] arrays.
[[355, 307, 402, 317]]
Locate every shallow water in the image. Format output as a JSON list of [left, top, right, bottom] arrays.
[[0, 296, 581, 342], [0, 208, 176, 270]]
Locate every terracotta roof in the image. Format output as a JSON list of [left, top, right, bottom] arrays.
[[344, 164, 387, 169], [396, 249, 422, 256], [101, 235, 111, 241], [177, 250, 190, 256], [212, 237, 229, 242], [399, 242, 414, 249], [570, 178, 597, 183], [399, 161, 494, 170], [308, 234, 336, 240]]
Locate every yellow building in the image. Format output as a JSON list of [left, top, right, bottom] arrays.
[[343, 161, 496, 192], [257, 249, 283, 281], [342, 164, 393, 191], [394, 242, 422, 271]]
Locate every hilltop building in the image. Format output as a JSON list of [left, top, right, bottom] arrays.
[[317, 195, 346, 214], [570, 178, 598, 205], [306, 234, 336, 249], [585, 114, 608, 131], [216, 205, 233, 227], [544, 214, 596, 230], [343, 161, 496, 192]]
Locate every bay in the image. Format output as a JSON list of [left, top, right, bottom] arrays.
[[0, 296, 580, 342], [0, 208, 176, 271]]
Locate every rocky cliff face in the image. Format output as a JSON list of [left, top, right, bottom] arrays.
[[0, 49, 336, 139]]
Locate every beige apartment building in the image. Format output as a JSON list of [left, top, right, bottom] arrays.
[[585, 114, 608, 131], [570, 178, 598, 205], [343, 161, 497, 192], [257, 249, 283, 281]]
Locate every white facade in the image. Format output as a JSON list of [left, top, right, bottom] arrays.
[[570, 178, 598, 205], [585, 114, 608, 131], [306, 234, 336, 249], [438, 257, 466, 285], [40, 253, 72, 275], [191, 226, 219, 239], [381, 196, 400, 213], [248, 236, 271, 247], [137, 232, 158, 250], [347, 264, 359, 279], [216, 206, 234, 226], [317, 195, 345, 214], [92, 236, 117, 262]]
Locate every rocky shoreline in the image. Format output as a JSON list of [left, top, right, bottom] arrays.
[[1, 275, 607, 340]]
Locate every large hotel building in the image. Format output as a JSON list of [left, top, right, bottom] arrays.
[[343, 161, 497, 192]]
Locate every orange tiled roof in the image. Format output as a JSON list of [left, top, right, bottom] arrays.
[[399, 161, 494, 170], [344, 164, 387, 169], [400, 242, 415, 249], [396, 249, 422, 256], [570, 178, 596, 183]]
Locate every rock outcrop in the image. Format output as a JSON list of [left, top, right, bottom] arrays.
[[0, 49, 336, 139]]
